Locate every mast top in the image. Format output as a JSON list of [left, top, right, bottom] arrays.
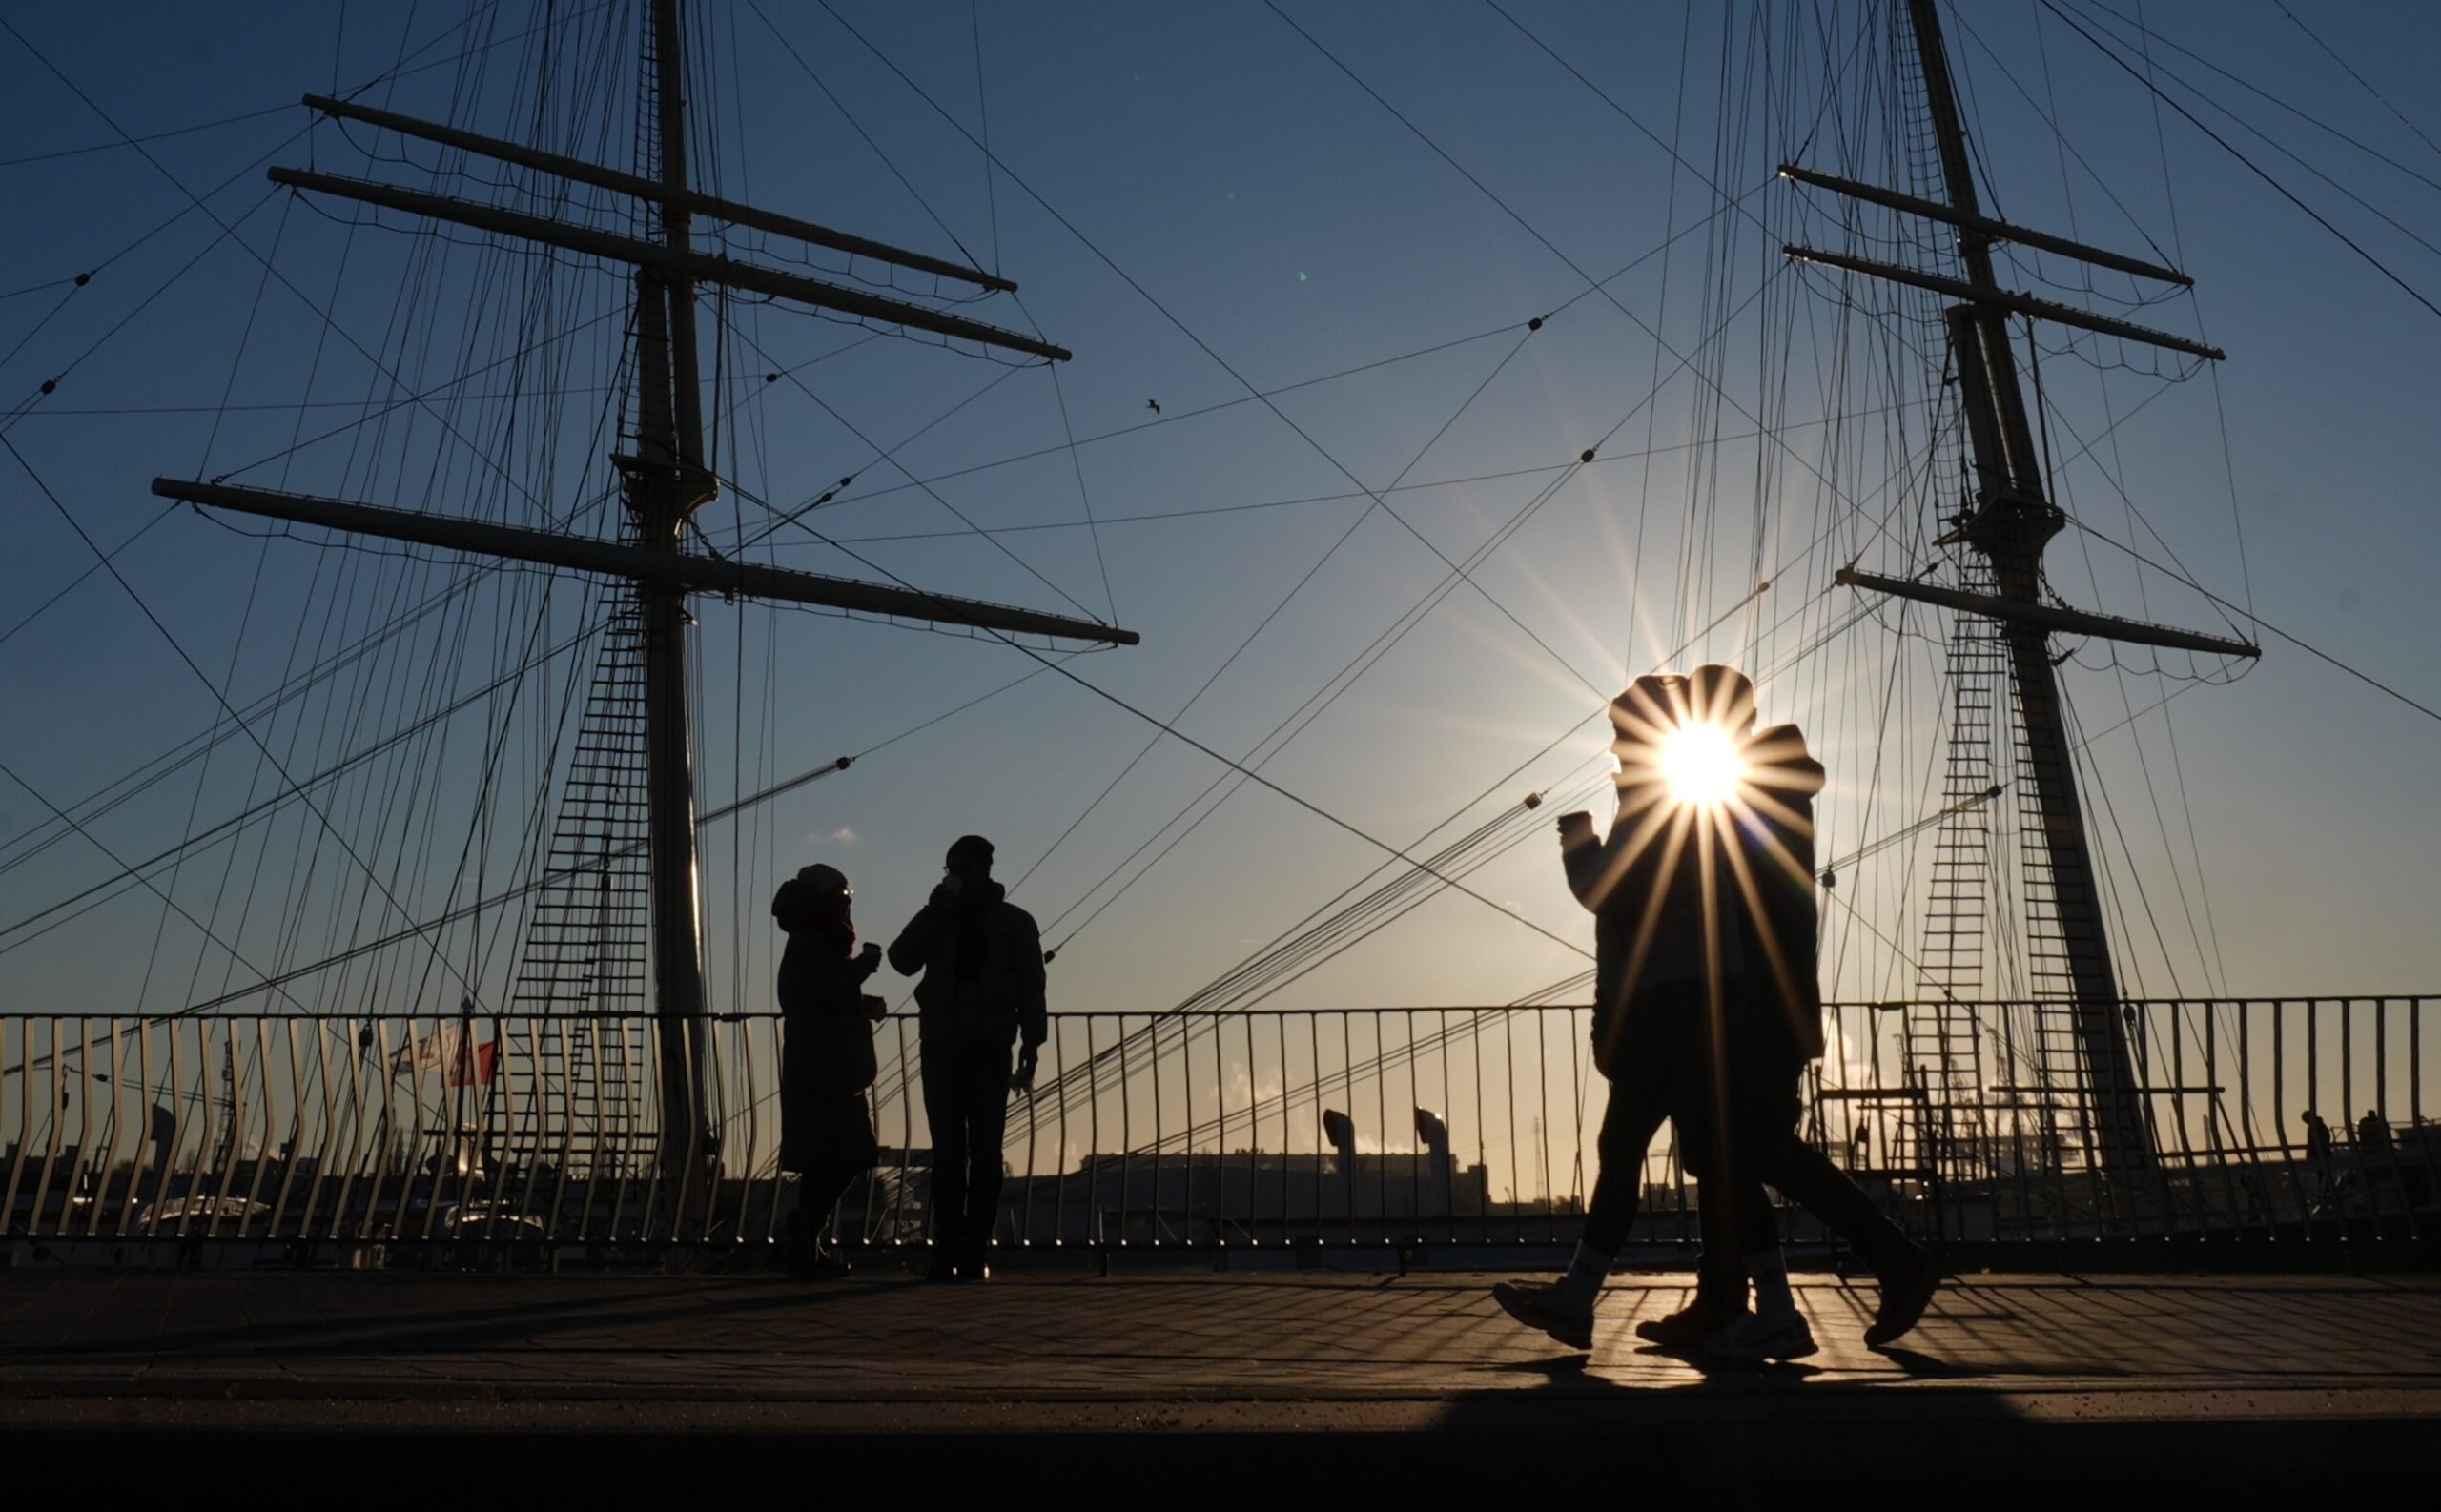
[[304, 94, 1019, 294]]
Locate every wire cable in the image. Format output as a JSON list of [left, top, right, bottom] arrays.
[[2034, 0, 2441, 324]]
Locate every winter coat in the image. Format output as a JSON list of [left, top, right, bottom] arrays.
[[1727, 723, 1827, 1063], [1563, 785, 1744, 1078], [887, 881, 1048, 1048], [774, 880, 882, 1175]]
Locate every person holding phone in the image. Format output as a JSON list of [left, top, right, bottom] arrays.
[[889, 834, 1048, 1281], [1495, 672, 1753, 1351]]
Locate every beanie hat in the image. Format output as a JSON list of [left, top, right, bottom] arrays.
[[795, 862, 851, 900]]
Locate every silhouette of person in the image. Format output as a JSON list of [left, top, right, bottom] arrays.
[[2356, 1109, 2399, 1206], [1700, 670, 1938, 1358], [2303, 1109, 2334, 1206], [890, 834, 1047, 1281], [774, 862, 885, 1279], [1494, 671, 1764, 1351]]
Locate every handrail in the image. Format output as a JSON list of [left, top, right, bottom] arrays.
[[4, 997, 2432, 1258]]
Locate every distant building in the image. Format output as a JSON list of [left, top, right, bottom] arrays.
[[994, 1147, 1497, 1246]]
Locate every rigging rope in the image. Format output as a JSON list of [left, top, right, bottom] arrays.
[[2034, 0, 2441, 324]]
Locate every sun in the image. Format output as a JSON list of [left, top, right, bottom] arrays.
[[1659, 723, 1745, 808]]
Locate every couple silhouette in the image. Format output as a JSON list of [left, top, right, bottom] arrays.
[[773, 833, 1046, 1282], [1497, 665, 1938, 1360]]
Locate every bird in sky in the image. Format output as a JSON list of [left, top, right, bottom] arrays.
[[1146, 398, 1160, 415]]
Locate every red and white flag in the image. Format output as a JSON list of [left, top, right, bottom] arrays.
[[390, 1025, 497, 1086], [389, 1027, 445, 1077], [445, 1037, 498, 1089]]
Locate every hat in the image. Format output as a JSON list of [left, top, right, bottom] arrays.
[[1688, 664, 1757, 730], [1610, 665, 1757, 737], [795, 862, 851, 900], [947, 834, 995, 868], [1610, 673, 1689, 735]]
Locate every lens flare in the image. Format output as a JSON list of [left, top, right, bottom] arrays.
[[1660, 723, 1744, 807]]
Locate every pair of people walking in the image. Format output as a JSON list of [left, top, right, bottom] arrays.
[[773, 833, 1047, 1281], [1496, 665, 1938, 1360]]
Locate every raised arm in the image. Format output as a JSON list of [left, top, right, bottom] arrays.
[[1558, 799, 1670, 913], [887, 906, 937, 977], [1559, 815, 1607, 912]]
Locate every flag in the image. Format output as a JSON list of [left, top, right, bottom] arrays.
[[445, 1037, 498, 1089], [389, 1026, 446, 1077], [389, 1024, 495, 1085]]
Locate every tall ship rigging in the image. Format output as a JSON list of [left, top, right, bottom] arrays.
[[3, 2, 2432, 1256]]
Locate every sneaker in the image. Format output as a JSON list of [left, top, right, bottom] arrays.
[[1493, 1278, 1594, 1351], [1864, 1250, 1940, 1347], [1633, 1293, 1746, 1348], [1706, 1308, 1819, 1363], [960, 1247, 992, 1283], [924, 1249, 961, 1283]]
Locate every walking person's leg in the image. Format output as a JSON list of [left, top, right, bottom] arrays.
[[1628, 1127, 1758, 1345], [781, 1178, 819, 1278], [1742, 1110, 1938, 1345], [788, 1164, 862, 1277], [956, 1043, 1014, 1277], [1634, 1012, 1759, 1348], [801, 1164, 860, 1236], [1684, 1050, 1817, 1361], [920, 1051, 971, 1279], [1703, 1173, 1821, 1361], [1584, 1084, 1667, 1257], [1493, 1073, 1668, 1350]]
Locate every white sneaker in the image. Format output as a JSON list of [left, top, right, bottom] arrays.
[[1706, 1307, 1819, 1363], [1493, 1277, 1595, 1351]]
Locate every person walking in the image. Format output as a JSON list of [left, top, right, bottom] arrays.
[[1703, 686, 1939, 1359], [890, 834, 1047, 1281], [1494, 672, 1758, 1351], [773, 862, 886, 1279]]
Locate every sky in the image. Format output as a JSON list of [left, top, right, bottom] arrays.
[[4, 0, 2440, 1120]]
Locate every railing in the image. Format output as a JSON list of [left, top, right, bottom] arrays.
[[3, 998, 2434, 1264]]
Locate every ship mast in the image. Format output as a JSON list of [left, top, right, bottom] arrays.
[[1784, 1, 2259, 1181], [153, 0, 1136, 1232], [634, 0, 716, 1220]]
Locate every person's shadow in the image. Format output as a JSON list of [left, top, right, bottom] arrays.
[[1406, 1340, 2018, 1503]]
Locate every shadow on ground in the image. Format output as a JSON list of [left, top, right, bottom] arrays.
[[3, 1269, 2433, 1500]]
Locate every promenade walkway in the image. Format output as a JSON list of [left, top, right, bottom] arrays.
[[4, 1267, 2434, 1498]]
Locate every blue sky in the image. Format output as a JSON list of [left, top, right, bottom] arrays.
[[3, 0, 2439, 1069]]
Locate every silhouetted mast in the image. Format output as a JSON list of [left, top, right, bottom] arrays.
[[153, 0, 1135, 1224], [1783, 0, 2259, 1180]]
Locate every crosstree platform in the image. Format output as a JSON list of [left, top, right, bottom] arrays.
[[3, 1267, 2433, 1499]]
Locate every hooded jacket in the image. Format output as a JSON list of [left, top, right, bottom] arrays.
[[887, 880, 1048, 1048], [773, 877, 880, 1024], [771, 876, 883, 1172]]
